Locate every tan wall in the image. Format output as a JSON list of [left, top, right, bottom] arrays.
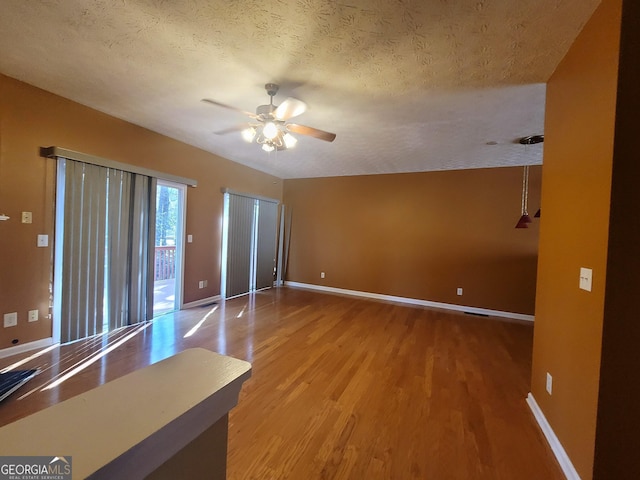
[[283, 166, 541, 315], [530, 0, 622, 478], [0, 74, 282, 350]]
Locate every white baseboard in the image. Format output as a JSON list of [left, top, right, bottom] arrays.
[[182, 295, 222, 309], [284, 281, 534, 322], [0, 337, 55, 359], [526, 393, 581, 480]]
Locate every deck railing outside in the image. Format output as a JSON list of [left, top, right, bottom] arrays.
[[155, 246, 176, 281]]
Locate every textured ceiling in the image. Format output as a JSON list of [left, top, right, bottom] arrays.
[[0, 0, 600, 178]]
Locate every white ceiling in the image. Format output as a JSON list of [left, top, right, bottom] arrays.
[[0, 0, 600, 179]]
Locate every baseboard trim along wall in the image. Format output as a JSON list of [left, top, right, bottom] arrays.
[[526, 393, 581, 480], [0, 337, 55, 359], [182, 295, 222, 309], [285, 281, 535, 322]]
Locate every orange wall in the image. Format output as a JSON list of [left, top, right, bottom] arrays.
[[530, 0, 622, 478], [0, 74, 282, 350], [593, 0, 640, 477], [283, 166, 541, 315]]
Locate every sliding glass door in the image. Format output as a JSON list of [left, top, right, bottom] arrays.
[[221, 191, 278, 299], [152, 181, 186, 316]]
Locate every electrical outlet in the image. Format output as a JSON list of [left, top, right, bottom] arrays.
[[21, 211, 33, 223], [546, 372, 553, 395], [28, 310, 39, 322], [321, 272, 325, 279], [457, 287, 463, 296], [4, 312, 17, 328]]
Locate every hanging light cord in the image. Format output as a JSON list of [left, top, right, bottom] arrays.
[[520, 165, 530, 216], [524, 165, 529, 215], [520, 167, 524, 215]]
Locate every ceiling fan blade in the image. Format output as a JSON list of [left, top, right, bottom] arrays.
[[275, 97, 307, 121], [286, 123, 336, 142], [213, 124, 249, 135], [201, 98, 257, 119]]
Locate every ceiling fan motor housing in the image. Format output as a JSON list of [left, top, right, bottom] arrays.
[[256, 104, 277, 116]]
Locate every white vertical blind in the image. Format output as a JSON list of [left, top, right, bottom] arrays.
[[256, 199, 278, 290], [108, 172, 155, 330], [55, 158, 155, 343], [145, 178, 157, 321], [59, 161, 108, 342], [107, 168, 132, 331], [222, 191, 279, 298], [225, 194, 255, 298]]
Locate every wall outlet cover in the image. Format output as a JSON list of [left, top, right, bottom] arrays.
[[37, 234, 49, 247], [4, 312, 18, 328]]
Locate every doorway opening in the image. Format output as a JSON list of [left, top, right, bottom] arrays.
[[153, 181, 186, 316]]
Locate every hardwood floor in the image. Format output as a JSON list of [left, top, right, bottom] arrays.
[[0, 287, 563, 479]]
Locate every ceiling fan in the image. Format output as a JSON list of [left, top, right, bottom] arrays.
[[202, 83, 336, 152]]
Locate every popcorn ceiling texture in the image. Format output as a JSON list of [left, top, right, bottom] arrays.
[[0, 0, 600, 178]]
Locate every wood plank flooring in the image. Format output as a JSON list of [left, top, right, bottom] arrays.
[[0, 287, 563, 479]]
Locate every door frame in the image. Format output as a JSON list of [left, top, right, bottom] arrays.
[[154, 179, 187, 314]]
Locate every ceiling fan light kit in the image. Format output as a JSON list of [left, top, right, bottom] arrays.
[[241, 127, 257, 142], [203, 83, 336, 154], [262, 122, 278, 140]]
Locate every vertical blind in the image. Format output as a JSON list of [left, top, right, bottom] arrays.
[[223, 191, 279, 298], [224, 194, 256, 298], [59, 161, 107, 342], [55, 159, 155, 343], [255, 199, 278, 290]]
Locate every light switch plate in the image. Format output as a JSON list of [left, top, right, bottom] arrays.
[[21, 211, 33, 223], [579, 267, 593, 292], [187, 234, 193, 243], [37, 234, 49, 247]]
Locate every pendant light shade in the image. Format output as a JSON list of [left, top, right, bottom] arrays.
[[515, 214, 533, 228], [534, 208, 541, 218]]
